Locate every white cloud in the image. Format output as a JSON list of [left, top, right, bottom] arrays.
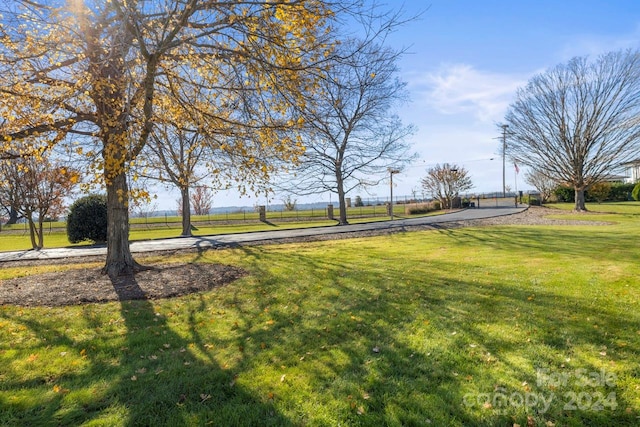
[[557, 23, 640, 61], [407, 64, 528, 123]]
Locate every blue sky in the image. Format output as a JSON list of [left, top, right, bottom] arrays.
[[379, 0, 640, 203], [154, 1, 640, 210]]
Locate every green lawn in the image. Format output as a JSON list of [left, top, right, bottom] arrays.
[[0, 211, 639, 425], [546, 201, 640, 214]]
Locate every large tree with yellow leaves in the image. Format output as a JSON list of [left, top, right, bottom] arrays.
[[0, 0, 338, 277]]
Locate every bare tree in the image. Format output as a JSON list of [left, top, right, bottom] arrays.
[[421, 164, 473, 210], [140, 123, 208, 236], [282, 195, 297, 212], [504, 49, 640, 211], [524, 169, 556, 203], [190, 186, 213, 216], [280, 28, 416, 225]]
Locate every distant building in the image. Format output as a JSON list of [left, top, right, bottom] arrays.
[[621, 159, 640, 183]]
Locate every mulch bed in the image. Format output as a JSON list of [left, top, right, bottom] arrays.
[[0, 263, 247, 307]]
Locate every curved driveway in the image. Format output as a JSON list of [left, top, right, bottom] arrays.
[[0, 205, 526, 262]]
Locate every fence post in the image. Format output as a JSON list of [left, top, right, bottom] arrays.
[[327, 204, 334, 220]]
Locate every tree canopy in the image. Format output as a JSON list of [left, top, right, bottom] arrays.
[[504, 49, 640, 211], [0, 0, 341, 276], [421, 163, 472, 210]]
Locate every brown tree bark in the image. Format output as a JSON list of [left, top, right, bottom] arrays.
[[574, 188, 587, 212], [5, 207, 19, 225], [103, 170, 143, 278], [180, 187, 192, 237], [337, 179, 349, 225]]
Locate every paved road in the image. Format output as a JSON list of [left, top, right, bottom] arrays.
[[0, 204, 526, 262]]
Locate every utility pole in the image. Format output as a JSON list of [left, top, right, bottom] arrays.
[[501, 124, 509, 197]]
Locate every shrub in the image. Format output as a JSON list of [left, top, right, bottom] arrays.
[[609, 183, 635, 201], [405, 201, 441, 215], [67, 194, 108, 244], [585, 182, 611, 203], [553, 186, 574, 202], [633, 182, 640, 201], [406, 205, 431, 215], [523, 194, 541, 206]]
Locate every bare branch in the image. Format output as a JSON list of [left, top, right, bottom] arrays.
[[504, 49, 640, 210]]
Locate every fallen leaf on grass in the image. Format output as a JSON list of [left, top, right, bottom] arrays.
[[200, 394, 211, 402], [53, 385, 69, 394]]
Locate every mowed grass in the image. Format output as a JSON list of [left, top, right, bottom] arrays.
[[547, 201, 640, 214], [1, 212, 639, 425]]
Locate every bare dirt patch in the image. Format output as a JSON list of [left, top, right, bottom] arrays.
[[0, 263, 247, 307]]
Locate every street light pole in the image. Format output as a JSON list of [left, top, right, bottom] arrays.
[[501, 124, 509, 197], [389, 168, 400, 220]]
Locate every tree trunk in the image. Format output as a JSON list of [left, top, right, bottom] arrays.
[[37, 219, 44, 249], [26, 215, 39, 250], [574, 188, 587, 211], [5, 206, 19, 225], [337, 183, 349, 225], [103, 170, 142, 278], [180, 187, 192, 237]]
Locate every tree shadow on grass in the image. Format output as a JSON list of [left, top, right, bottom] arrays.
[[218, 245, 639, 426], [1, 239, 638, 426], [0, 272, 293, 426]]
